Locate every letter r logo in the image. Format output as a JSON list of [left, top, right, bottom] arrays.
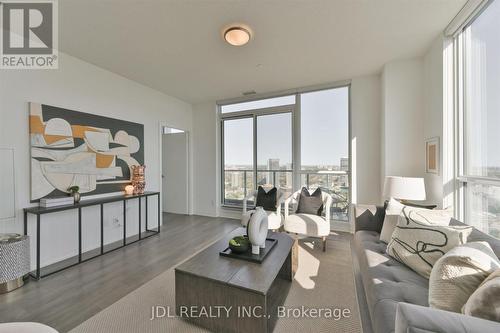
[[2, 2, 53, 54]]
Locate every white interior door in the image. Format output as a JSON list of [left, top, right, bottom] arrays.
[[162, 132, 188, 214]]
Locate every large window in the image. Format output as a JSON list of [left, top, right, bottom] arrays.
[[457, 0, 500, 238], [223, 118, 254, 205], [300, 87, 349, 221], [220, 85, 350, 225]]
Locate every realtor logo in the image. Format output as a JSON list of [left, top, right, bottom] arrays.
[[1, 0, 58, 69]]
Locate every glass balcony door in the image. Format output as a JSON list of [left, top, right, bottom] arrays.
[[222, 108, 293, 207]]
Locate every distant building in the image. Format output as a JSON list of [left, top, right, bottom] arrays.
[[340, 157, 349, 171], [267, 158, 280, 170]]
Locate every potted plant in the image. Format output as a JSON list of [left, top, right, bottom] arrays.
[[68, 185, 81, 203]]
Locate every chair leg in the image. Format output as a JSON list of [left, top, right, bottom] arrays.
[[322, 236, 326, 252]]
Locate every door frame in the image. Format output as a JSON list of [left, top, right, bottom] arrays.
[[158, 121, 192, 215]]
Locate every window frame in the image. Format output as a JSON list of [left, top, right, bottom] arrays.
[[220, 105, 294, 207], [218, 82, 352, 221], [454, 0, 500, 234]]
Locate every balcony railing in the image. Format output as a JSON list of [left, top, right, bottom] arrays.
[[223, 169, 349, 222]]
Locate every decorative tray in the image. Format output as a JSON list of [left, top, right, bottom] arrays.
[[219, 238, 278, 263]]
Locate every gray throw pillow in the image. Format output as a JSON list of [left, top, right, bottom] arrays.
[[386, 208, 473, 278], [463, 269, 500, 321], [296, 187, 323, 216], [429, 242, 500, 313]]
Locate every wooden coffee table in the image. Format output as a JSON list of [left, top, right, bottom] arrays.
[[175, 228, 295, 333]]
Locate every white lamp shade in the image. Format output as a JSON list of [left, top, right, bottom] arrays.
[[383, 176, 426, 201]]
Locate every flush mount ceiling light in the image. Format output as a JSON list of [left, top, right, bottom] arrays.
[[223, 26, 251, 46]]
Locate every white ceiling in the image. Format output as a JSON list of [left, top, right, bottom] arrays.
[[59, 0, 466, 104]]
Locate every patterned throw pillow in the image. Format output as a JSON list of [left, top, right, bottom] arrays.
[[386, 208, 473, 278], [380, 200, 452, 243]]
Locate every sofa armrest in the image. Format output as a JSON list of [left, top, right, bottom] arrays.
[[396, 302, 500, 333], [353, 204, 385, 233]]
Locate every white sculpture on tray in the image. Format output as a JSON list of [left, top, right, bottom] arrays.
[[247, 207, 269, 255]]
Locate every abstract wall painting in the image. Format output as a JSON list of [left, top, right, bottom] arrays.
[[29, 103, 144, 201], [425, 137, 439, 174]]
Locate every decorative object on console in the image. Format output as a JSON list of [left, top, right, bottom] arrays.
[[0, 234, 30, 294], [39, 196, 74, 208], [429, 241, 500, 313], [68, 185, 81, 203], [131, 165, 146, 194], [124, 185, 134, 195], [386, 207, 473, 278], [247, 207, 269, 254], [463, 268, 500, 322], [228, 236, 250, 254], [426, 137, 440, 174], [29, 103, 144, 202]]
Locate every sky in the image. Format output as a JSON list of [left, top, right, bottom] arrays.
[[467, 0, 500, 173], [223, 87, 348, 167]]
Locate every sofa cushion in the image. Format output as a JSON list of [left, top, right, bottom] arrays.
[[354, 231, 429, 333], [450, 218, 500, 258], [429, 242, 500, 313], [354, 204, 386, 233], [284, 213, 329, 237]]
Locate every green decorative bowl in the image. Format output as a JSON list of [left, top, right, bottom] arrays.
[[229, 236, 250, 254]]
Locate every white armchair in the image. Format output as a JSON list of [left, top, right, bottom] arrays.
[[242, 187, 286, 231], [284, 189, 332, 251]]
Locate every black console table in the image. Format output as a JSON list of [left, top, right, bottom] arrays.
[[24, 191, 160, 279]]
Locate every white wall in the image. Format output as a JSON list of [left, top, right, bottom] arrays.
[[423, 37, 445, 208], [380, 37, 445, 207], [351, 75, 382, 205], [192, 102, 219, 217], [381, 58, 425, 183], [0, 52, 192, 269], [162, 132, 189, 214]]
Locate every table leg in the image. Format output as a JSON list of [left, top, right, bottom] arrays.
[[145, 195, 149, 232], [78, 207, 82, 262], [123, 200, 127, 246], [36, 214, 40, 280], [138, 198, 142, 240], [157, 194, 160, 232], [24, 211, 28, 236], [100, 204, 104, 255]]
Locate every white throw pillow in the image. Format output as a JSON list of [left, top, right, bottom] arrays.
[[429, 242, 500, 313], [380, 198, 405, 243], [386, 208, 473, 278], [463, 269, 500, 321]]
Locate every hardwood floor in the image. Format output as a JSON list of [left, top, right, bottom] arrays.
[[0, 213, 239, 333]]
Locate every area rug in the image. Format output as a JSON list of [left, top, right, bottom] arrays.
[[69, 233, 362, 333]]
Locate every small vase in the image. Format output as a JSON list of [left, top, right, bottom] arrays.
[[72, 192, 81, 203], [247, 207, 268, 255]]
